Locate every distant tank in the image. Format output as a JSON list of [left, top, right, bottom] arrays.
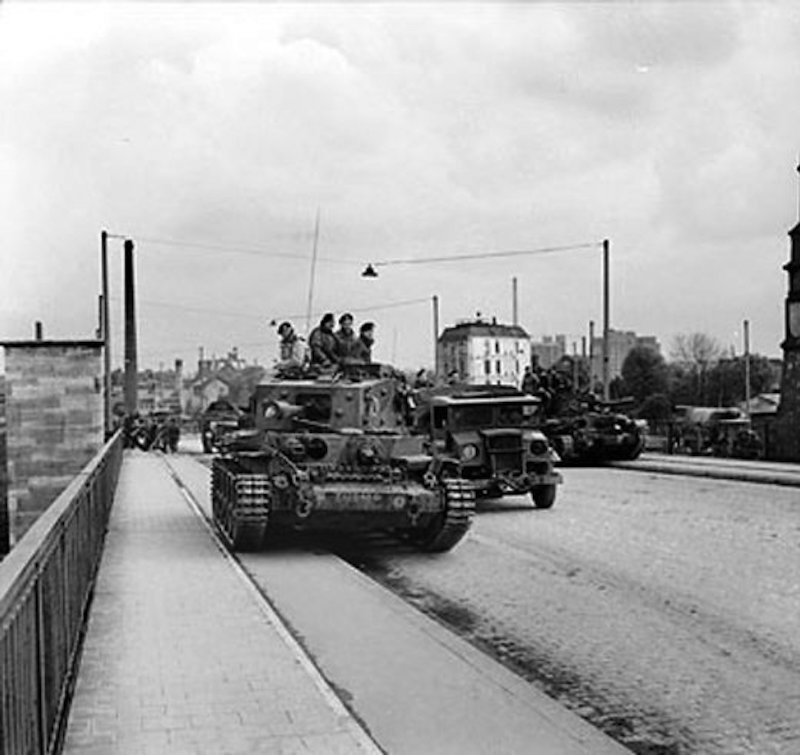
[[541, 395, 645, 464], [200, 398, 243, 453], [211, 364, 475, 552]]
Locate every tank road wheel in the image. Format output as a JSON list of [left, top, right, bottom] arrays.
[[416, 479, 476, 553], [530, 484, 556, 510]]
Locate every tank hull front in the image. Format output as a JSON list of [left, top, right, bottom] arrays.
[[211, 457, 475, 550]]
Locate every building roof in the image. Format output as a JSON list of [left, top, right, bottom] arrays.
[[439, 320, 529, 341], [0, 339, 103, 348]]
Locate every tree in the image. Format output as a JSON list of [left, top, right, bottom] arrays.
[[620, 346, 668, 405], [705, 354, 776, 407], [671, 332, 723, 366], [670, 333, 723, 405]]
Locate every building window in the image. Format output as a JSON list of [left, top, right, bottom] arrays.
[[495, 340, 500, 353], [484, 360, 491, 375], [495, 360, 501, 374]]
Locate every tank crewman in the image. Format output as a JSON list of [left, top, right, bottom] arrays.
[[308, 312, 339, 368], [521, 365, 539, 395], [275, 321, 307, 370], [334, 312, 359, 364], [350, 321, 375, 364]]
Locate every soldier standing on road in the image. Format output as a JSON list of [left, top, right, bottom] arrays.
[[334, 312, 358, 365], [308, 313, 339, 369], [351, 321, 375, 364]]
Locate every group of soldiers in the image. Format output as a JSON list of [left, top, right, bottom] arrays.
[[275, 313, 376, 374], [121, 411, 181, 452], [520, 363, 604, 418]]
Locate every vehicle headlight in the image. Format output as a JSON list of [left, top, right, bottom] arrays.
[[529, 439, 548, 455], [460, 444, 479, 462]]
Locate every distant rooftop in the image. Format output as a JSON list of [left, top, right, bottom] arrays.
[[440, 319, 529, 340]]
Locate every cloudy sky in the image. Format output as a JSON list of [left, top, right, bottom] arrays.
[[2, 1, 799, 372]]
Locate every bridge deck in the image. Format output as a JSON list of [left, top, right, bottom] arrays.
[[62, 451, 378, 754]]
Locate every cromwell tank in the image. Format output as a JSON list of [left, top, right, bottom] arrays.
[[211, 364, 475, 552], [542, 401, 645, 464]]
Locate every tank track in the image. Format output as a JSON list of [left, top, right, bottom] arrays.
[[211, 458, 271, 552], [418, 478, 476, 553]]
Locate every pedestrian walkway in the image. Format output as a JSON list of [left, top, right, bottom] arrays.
[[613, 452, 800, 487], [62, 451, 379, 755]]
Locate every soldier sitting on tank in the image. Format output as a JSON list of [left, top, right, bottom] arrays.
[[334, 312, 359, 364], [350, 321, 375, 364], [275, 321, 307, 377], [308, 313, 339, 372]]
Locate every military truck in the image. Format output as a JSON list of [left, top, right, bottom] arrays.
[[418, 385, 562, 509], [211, 364, 475, 552]]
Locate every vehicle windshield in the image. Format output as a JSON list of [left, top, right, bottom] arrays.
[[448, 401, 538, 429], [451, 405, 493, 428]]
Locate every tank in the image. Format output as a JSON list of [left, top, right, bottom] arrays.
[[542, 400, 645, 464], [200, 398, 243, 453], [415, 384, 562, 509], [211, 364, 475, 552]]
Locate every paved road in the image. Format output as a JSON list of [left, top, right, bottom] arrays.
[[342, 467, 800, 755], [168, 451, 627, 755]]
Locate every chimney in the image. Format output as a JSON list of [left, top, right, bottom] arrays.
[[34, 321, 43, 340]]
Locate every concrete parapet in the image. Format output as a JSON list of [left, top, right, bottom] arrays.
[[1, 340, 103, 545]]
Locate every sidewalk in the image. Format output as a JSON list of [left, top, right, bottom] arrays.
[[612, 452, 800, 487], [62, 451, 380, 755], [167, 453, 630, 755]]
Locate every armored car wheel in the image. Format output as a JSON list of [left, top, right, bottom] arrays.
[[530, 484, 556, 509], [414, 479, 476, 552]]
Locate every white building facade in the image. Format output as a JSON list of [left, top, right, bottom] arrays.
[[438, 319, 531, 387]]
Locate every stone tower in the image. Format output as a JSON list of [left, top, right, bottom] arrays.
[[774, 161, 800, 460]]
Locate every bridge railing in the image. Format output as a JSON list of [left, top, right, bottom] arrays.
[[0, 431, 123, 755]]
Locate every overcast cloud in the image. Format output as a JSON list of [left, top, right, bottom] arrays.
[[2, 2, 799, 371]]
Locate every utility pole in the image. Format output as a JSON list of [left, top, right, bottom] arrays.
[[589, 320, 595, 393], [433, 295, 440, 380], [744, 319, 751, 416], [602, 239, 610, 402], [123, 239, 138, 415], [512, 277, 518, 326], [305, 209, 321, 335], [100, 230, 112, 436], [572, 341, 578, 389]]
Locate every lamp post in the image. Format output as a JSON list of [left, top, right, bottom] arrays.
[[123, 239, 138, 416]]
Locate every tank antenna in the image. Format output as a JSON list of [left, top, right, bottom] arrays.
[[305, 207, 321, 335]]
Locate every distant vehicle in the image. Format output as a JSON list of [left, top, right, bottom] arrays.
[[200, 399, 243, 453], [417, 385, 563, 509], [542, 409, 645, 464], [210, 363, 475, 552], [672, 406, 762, 458]]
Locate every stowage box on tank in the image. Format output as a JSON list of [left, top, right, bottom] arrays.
[[211, 364, 475, 552]]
